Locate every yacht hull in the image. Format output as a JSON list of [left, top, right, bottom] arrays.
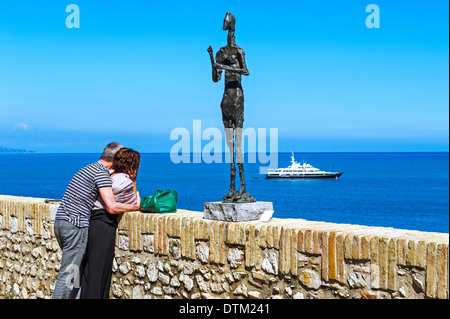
[[265, 172, 343, 180]]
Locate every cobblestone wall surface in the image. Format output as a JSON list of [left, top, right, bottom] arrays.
[[0, 195, 448, 299]]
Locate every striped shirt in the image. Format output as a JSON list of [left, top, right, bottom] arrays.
[[56, 161, 112, 227]]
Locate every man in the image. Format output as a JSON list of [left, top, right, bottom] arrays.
[[52, 142, 140, 299]]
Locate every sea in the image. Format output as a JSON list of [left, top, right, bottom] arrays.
[[0, 152, 448, 233]]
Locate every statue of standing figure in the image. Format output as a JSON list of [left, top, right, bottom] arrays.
[[208, 12, 256, 203]]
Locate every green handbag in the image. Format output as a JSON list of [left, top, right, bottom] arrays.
[[140, 189, 178, 213]]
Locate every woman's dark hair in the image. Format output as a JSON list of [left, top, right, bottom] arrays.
[[112, 148, 141, 179]]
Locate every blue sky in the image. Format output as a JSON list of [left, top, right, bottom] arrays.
[[0, 0, 448, 153]]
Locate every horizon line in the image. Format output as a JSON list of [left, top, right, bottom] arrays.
[[1, 151, 448, 155]]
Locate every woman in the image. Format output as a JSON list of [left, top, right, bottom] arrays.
[[80, 148, 140, 299]]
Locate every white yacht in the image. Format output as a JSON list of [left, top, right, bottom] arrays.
[[266, 153, 343, 180]]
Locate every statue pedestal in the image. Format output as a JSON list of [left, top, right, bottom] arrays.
[[203, 201, 274, 222]]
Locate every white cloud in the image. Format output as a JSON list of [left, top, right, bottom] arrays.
[[14, 123, 31, 131]]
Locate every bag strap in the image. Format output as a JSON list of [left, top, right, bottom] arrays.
[[133, 181, 138, 201]]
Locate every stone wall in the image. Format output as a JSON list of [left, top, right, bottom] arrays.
[[0, 195, 448, 299]]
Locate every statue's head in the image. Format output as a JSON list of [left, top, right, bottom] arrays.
[[223, 12, 236, 31]]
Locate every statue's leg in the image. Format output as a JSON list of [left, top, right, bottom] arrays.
[[235, 126, 246, 194], [222, 118, 236, 202], [234, 94, 256, 203], [225, 123, 236, 194], [221, 92, 236, 202], [234, 94, 246, 196]]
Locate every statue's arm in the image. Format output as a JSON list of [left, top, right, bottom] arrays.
[[215, 48, 249, 76], [237, 48, 249, 76], [207, 46, 222, 82]]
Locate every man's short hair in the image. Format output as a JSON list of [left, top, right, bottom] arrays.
[[100, 142, 124, 162]]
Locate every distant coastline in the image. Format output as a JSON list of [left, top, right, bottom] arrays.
[[0, 146, 36, 154]]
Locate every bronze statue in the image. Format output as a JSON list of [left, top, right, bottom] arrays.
[[208, 12, 256, 203]]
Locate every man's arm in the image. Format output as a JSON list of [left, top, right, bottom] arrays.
[[99, 187, 140, 214]]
